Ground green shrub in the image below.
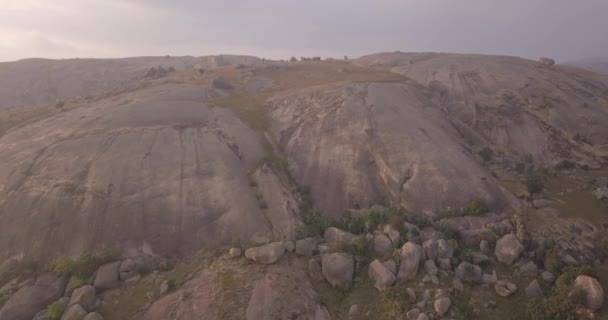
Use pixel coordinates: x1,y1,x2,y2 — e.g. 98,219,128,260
75,249,120,279
462,199,489,216
298,209,332,238
525,174,544,194
344,236,370,257
521,265,594,320
67,276,86,290
478,147,493,162
50,256,77,276
378,283,412,318
47,301,66,320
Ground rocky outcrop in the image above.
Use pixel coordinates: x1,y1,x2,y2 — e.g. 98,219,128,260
245,242,286,264
572,275,604,310
397,242,423,281
0,273,66,320
321,253,354,289
61,304,87,320
495,234,524,264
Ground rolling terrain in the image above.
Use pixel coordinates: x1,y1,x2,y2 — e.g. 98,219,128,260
0,52,607,320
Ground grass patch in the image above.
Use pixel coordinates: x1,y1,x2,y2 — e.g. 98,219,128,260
215,270,242,320
46,301,66,320
98,280,156,320
440,198,490,218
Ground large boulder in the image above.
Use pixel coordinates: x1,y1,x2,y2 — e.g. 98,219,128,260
495,234,524,264
434,297,451,316
68,285,96,311
397,242,423,281
373,234,394,255
0,273,66,320
245,242,286,264
83,313,104,320
119,259,138,281
539,57,556,66
93,262,121,289
572,275,604,311
321,253,354,289
495,280,518,297
368,260,396,290
455,262,482,283
422,239,438,261
525,280,543,298
61,304,87,320
295,238,318,256
324,227,356,249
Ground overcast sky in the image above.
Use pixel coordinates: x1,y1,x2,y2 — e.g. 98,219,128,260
1,0,607,62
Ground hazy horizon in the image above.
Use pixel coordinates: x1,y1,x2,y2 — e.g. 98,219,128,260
1,0,607,63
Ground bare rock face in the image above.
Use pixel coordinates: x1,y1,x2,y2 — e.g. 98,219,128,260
356,53,608,167
267,82,519,215
495,234,524,264
324,227,357,249
0,84,296,262
93,262,121,289
573,275,604,310
321,253,355,289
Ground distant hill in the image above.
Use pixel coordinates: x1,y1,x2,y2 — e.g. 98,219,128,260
565,57,608,74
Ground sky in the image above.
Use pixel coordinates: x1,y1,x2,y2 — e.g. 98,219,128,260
0,0,607,62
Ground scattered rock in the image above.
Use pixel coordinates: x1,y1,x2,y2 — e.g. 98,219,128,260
572,275,604,310
417,313,429,320
368,260,396,290
83,312,104,320
282,241,295,252
383,225,401,247
159,280,169,295
541,271,555,283
68,285,96,311
348,304,358,316
324,227,356,249
422,239,438,261
495,234,524,264
61,304,87,320
532,199,554,208
519,261,538,277
453,278,464,292
495,280,518,297
229,247,242,258
471,252,489,265
398,242,423,281
424,260,438,276
525,280,543,298
93,262,121,289
373,234,394,255
434,297,451,316
245,242,286,264
407,308,420,320
437,239,453,259
406,288,417,302
119,259,138,281
455,262,482,283
295,238,318,256
438,258,451,271
480,240,490,253
592,187,608,200
321,253,354,289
